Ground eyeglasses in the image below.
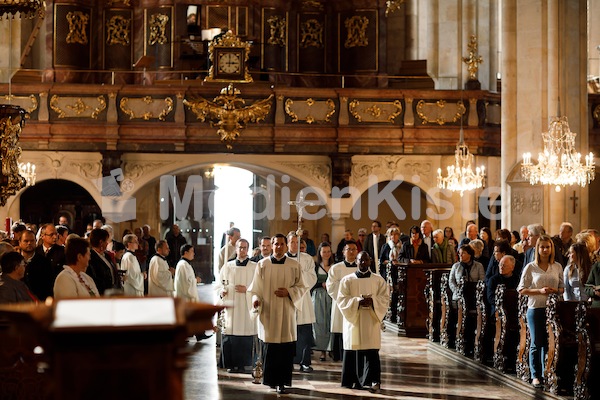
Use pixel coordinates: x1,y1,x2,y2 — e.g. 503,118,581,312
44,232,57,237
358,234,366,237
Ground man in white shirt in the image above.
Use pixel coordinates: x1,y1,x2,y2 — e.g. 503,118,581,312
121,234,144,297
148,240,174,296
248,234,307,394
363,220,386,274
219,227,240,270
338,251,388,393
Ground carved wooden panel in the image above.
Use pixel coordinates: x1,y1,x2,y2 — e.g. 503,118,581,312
261,8,288,71
54,3,93,68
103,8,133,71
144,6,173,69
297,12,326,73
337,9,378,73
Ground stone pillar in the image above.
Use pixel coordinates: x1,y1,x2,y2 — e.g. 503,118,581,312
502,0,588,233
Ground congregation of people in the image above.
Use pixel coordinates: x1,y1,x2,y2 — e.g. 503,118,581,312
2,215,600,394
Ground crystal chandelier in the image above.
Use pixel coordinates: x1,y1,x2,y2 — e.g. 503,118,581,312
437,127,486,197
521,116,595,192
0,0,45,19
19,162,36,186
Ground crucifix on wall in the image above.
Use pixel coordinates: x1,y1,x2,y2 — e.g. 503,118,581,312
569,191,579,214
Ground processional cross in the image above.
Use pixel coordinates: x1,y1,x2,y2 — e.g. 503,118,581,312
288,190,315,250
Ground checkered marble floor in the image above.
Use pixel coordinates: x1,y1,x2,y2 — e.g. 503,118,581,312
184,284,563,400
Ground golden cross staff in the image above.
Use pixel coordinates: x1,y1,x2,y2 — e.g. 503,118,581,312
288,190,315,261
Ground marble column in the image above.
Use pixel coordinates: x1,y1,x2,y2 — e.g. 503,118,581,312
501,0,588,233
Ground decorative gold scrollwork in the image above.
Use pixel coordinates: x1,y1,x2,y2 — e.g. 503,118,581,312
1,94,38,116
106,15,131,46
284,98,335,124
463,34,483,80
301,0,324,10
0,105,27,206
267,15,286,47
348,99,402,123
119,96,174,121
300,19,324,49
415,99,465,125
50,95,107,119
183,84,273,149
66,11,90,45
107,0,131,6
344,16,369,48
148,13,169,45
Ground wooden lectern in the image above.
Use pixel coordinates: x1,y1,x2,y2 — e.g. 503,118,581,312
133,55,155,86
0,298,223,400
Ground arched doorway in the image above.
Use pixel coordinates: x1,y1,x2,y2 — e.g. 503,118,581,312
20,179,101,235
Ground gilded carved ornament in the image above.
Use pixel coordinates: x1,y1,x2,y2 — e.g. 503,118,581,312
0,106,26,206
66,11,89,45
148,13,169,46
351,156,432,187
284,98,335,124
463,35,483,81
107,0,131,6
267,15,286,47
301,0,324,10
183,84,273,149
280,161,331,189
348,99,402,123
416,99,465,125
385,0,405,17
344,16,369,48
106,15,131,46
119,96,174,121
50,95,107,119
1,94,38,116
300,19,324,48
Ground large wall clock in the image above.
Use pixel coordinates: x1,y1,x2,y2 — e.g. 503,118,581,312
205,31,253,83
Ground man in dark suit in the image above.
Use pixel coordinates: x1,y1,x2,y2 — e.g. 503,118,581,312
36,223,66,278
363,220,386,274
20,229,54,301
86,228,121,295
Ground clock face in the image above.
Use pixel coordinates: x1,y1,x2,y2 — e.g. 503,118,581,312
218,52,241,74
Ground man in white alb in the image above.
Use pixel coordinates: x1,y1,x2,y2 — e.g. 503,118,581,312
326,240,358,361
148,240,174,296
121,234,144,297
338,251,388,393
247,234,307,394
287,231,317,372
217,238,257,373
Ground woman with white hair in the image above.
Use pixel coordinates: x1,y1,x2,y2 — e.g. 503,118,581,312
469,239,489,271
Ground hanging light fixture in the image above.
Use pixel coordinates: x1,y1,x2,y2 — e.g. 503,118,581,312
520,4,595,193
437,122,486,197
0,0,45,19
19,162,36,186
521,117,595,192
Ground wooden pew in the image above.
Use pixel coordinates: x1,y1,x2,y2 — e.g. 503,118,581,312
473,280,489,362
388,262,451,337
516,294,531,383
439,273,454,348
492,285,519,373
455,278,480,357
574,302,600,400
425,267,452,342
545,294,578,395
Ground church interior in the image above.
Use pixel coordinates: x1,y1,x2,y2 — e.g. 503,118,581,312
1,0,600,399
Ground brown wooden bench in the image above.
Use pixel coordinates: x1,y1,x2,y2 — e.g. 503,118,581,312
492,285,519,373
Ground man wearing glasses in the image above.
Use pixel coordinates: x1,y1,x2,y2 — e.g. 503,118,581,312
36,223,65,278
